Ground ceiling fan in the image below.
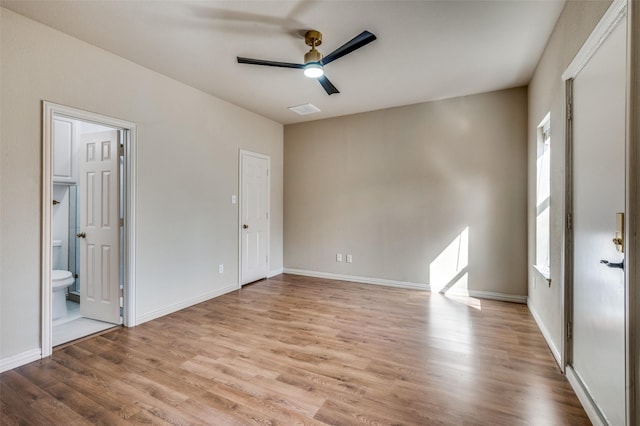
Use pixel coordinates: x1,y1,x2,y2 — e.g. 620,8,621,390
237,30,377,95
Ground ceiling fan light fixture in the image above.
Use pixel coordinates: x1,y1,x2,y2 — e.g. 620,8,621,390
303,62,324,78
236,29,376,95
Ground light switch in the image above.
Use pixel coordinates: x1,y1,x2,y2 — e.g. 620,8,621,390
336,253,343,262
231,195,237,204
346,254,353,263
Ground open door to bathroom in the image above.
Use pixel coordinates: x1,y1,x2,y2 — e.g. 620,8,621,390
77,129,122,324
42,101,137,357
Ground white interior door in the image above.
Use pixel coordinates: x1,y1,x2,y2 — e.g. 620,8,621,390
79,130,121,324
571,18,626,426
240,151,269,285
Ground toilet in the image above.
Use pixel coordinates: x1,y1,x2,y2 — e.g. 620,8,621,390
52,240,75,320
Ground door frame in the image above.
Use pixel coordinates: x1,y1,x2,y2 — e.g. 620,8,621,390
41,101,138,357
238,149,270,287
561,0,636,423
628,0,640,422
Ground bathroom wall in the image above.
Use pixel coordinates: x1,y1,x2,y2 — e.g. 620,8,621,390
52,185,70,270
0,8,284,366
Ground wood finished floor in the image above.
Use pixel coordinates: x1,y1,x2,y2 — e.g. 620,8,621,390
1,274,589,425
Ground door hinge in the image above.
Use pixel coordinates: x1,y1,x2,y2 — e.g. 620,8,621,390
119,143,125,156
567,102,572,121
567,212,572,231
567,320,573,341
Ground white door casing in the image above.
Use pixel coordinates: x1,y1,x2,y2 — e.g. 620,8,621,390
78,130,122,324
240,150,270,285
570,15,627,426
42,102,137,358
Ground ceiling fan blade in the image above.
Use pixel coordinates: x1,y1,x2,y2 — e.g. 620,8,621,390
321,31,377,66
237,57,304,69
318,75,339,95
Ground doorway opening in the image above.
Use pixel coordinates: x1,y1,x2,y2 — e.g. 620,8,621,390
42,102,137,357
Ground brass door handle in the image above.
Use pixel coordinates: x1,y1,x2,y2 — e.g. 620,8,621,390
76,232,86,238
243,224,249,229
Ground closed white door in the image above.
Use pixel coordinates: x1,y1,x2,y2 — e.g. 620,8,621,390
571,18,626,426
240,151,269,285
78,130,121,324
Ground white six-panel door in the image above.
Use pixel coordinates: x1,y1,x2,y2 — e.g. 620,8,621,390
240,151,269,285
571,17,626,426
79,130,121,324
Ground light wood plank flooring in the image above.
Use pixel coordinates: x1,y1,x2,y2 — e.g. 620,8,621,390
1,274,589,425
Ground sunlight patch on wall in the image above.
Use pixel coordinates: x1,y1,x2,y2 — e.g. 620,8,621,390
429,227,469,294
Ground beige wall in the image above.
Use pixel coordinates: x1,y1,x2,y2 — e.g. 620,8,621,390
526,0,611,361
284,87,528,297
0,9,283,361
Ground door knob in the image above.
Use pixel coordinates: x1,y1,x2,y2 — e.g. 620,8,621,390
243,224,249,229
76,232,86,238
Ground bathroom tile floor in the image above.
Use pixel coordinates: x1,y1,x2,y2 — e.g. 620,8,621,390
52,300,118,346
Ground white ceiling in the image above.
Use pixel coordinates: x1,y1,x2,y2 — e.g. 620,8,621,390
1,0,565,124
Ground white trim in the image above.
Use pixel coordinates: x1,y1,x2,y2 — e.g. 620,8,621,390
268,268,284,278
238,150,271,287
562,0,627,80
42,101,138,358
284,268,428,290
135,284,238,325
283,269,527,303
466,290,527,304
0,349,42,373
528,299,562,366
42,103,54,357
533,264,551,282
123,124,138,327
566,366,607,426
628,0,640,422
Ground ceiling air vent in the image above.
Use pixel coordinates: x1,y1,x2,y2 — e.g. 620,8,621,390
288,103,321,116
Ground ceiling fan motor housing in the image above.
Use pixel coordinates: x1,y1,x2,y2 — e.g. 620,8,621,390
304,30,322,47
304,30,323,64
304,48,322,64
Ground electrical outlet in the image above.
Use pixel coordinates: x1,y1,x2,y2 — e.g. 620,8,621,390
218,264,224,274
346,254,353,263
336,253,343,262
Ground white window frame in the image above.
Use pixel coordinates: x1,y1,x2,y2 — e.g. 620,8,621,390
534,112,551,282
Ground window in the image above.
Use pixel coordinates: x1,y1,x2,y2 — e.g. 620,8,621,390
535,113,551,282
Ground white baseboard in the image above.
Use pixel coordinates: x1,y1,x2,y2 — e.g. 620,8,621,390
566,366,606,426
283,268,429,290
527,300,562,366
467,290,527,304
283,269,527,304
268,268,284,278
136,284,238,325
0,349,42,373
